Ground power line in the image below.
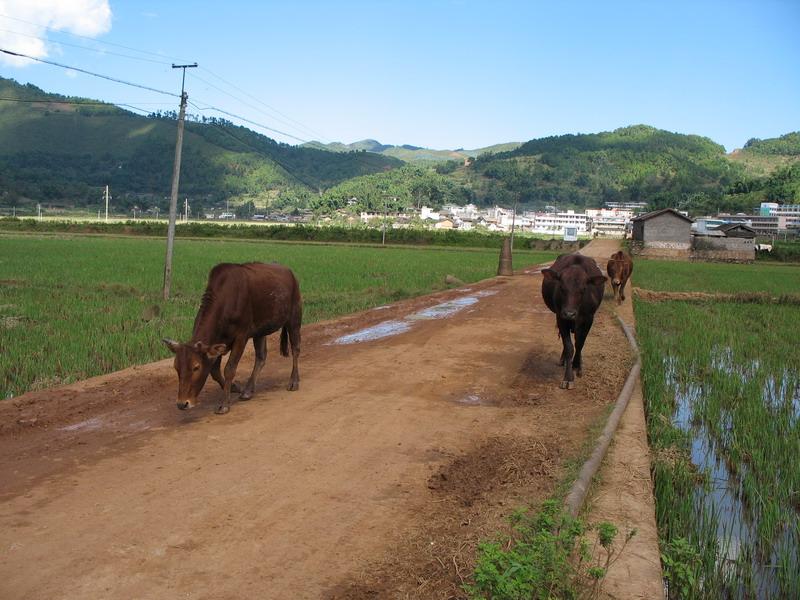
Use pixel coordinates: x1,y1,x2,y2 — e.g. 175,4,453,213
0,97,169,106
0,27,173,65
0,48,179,97
0,96,173,117
193,109,320,190
189,99,309,144
0,13,191,63
188,71,321,142
197,67,331,142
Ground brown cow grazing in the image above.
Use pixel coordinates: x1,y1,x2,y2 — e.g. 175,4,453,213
606,250,633,305
163,262,302,415
541,254,607,389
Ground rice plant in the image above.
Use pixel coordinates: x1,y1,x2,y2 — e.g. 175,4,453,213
636,259,800,598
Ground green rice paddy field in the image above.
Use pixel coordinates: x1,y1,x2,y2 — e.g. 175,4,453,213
0,234,555,399
634,259,800,598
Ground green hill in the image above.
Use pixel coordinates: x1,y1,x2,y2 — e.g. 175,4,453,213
428,125,748,213
0,77,401,212
303,139,522,164
2,75,797,217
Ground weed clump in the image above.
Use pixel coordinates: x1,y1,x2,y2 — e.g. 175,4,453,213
468,500,635,599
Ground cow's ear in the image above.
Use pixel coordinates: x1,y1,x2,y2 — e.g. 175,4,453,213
206,344,228,359
541,268,560,281
589,275,608,286
162,338,181,353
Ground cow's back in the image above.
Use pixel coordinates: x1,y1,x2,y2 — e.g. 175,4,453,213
607,251,633,280
193,263,300,342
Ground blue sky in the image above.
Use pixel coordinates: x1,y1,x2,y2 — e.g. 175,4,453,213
1,0,798,151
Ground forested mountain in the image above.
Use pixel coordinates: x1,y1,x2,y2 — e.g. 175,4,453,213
446,125,737,210
0,77,400,212
430,125,800,214
303,139,522,163
1,76,797,217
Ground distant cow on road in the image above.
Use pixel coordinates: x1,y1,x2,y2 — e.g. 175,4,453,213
606,250,633,304
163,262,302,415
541,254,607,389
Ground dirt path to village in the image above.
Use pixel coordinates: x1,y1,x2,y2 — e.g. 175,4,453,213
0,244,633,600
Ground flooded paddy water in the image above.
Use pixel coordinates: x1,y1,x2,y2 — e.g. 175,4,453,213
638,300,800,599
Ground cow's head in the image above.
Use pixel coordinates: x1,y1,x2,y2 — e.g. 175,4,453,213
163,339,227,410
542,267,606,321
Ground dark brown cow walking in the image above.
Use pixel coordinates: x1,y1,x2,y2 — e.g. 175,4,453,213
606,250,633,304
541,254,607,389
163,262,302,414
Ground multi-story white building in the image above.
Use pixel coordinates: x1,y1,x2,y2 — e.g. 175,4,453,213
586,208,634,237
760,203,800,230
443,203,480,220
531,210,589,235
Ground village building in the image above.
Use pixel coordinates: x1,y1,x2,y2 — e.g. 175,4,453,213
586,208,633,237
692,222,756,262
434,218,454,230
630,208,693,258
532,210,590,236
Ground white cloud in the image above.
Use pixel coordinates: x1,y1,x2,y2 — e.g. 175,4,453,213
0,0,112,67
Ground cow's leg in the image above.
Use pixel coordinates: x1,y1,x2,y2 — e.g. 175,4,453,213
287,320,301,391
557,317,575,389
210,356,240,394
217,337,247,415
620,276,628,302
240,336,267,400
573,315,594,378
612,282,620,304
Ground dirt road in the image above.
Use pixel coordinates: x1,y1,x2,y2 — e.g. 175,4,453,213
0,254,631,599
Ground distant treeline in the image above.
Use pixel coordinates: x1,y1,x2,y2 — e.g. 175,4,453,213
0,217,524,249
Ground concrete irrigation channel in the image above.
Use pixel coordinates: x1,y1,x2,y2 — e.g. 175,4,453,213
0,239,655,599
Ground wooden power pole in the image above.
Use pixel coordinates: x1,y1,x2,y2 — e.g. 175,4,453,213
162,62,197,301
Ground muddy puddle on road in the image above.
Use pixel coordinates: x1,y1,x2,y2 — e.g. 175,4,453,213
332,291,498,345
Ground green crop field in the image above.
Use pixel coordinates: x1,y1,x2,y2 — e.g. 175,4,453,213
0,234,555,399
633,259,800,296
634,259,800,598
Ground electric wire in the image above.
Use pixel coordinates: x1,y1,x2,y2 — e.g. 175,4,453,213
0,48,178,97
187,71,321,142
189,99,309,144
0,27,172,65
186,100,319,190
0,96,172,116
0,12,191,63
197,67,331,142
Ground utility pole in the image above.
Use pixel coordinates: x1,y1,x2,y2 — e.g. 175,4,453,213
104,185,109,221
163,62,197,301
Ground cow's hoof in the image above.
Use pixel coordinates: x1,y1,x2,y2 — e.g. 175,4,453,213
215,405,230,415
560,380,575,390
287,381,299,391
239,391,252,401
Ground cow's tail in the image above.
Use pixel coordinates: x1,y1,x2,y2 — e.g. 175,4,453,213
281,272,302,358
280,325,290,357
